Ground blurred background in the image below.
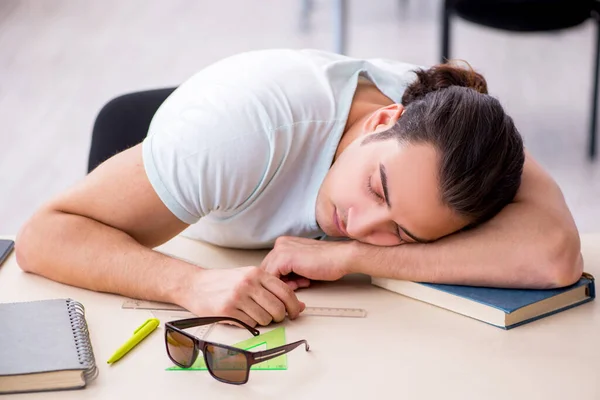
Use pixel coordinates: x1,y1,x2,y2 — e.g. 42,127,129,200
1,0,598,235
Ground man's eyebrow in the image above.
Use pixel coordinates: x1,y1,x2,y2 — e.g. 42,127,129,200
379,163,432,244
379,163,392,209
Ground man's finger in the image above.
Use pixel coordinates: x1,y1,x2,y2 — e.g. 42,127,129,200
239,298,273,327
261,275,305,319
285,280,299,290
261,256,292,277
284,277,310,291
251,289,286,322
294,277,311,288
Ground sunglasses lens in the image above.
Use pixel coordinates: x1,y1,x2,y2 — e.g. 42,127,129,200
205,344,248,383
166,328,195,367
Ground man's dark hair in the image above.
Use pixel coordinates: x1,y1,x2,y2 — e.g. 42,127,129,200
364,62,525,227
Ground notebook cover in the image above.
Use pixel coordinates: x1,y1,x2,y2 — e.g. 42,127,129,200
418,274,595,314
0,299,98,392
502,296,595,330
0,239,14,266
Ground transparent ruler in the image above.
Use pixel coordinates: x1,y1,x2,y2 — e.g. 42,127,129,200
122,299,366,318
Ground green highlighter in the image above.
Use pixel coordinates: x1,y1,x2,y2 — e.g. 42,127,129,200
107,318,160,364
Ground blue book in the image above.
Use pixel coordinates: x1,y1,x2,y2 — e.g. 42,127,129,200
371,273,595,329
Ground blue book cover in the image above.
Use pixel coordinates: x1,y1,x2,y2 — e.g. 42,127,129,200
417,273,595,329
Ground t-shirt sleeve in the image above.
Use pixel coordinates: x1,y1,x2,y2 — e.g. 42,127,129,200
142,85,271,225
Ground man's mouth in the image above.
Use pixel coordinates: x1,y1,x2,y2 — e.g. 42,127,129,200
333,208,348,237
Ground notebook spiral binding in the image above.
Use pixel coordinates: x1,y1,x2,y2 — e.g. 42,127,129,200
66,299,98,382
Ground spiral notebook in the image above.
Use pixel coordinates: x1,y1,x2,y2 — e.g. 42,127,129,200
0,299,98,394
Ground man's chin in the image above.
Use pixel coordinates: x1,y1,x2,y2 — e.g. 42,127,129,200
318,221,341,238
321,227,338,237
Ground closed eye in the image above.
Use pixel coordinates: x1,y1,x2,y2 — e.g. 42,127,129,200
368,175,406,242
367,176,385,202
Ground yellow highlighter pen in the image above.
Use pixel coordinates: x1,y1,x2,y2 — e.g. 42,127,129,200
107,318,160,364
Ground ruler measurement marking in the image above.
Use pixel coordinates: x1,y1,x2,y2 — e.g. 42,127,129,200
123,300,366,318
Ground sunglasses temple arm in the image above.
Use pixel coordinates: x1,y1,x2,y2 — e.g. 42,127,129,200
251,340,310,364
170,317,260,336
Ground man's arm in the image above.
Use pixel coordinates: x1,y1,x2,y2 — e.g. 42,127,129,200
262,152,582,289
348,151,582,288
16,144,304,326
17,145,193,300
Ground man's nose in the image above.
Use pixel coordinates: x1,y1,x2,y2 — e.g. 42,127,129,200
345,207,387,239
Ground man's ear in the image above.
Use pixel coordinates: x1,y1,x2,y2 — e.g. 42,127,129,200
363,104,404,135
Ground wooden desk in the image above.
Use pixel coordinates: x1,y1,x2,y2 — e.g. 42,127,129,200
1,234,599,399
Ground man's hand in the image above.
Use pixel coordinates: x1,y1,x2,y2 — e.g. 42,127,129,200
260,236,352,289
177,266,306,328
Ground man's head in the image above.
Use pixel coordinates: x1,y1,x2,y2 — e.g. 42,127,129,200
315,63,525,246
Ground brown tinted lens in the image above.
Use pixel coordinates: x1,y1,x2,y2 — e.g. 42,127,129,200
205,344,248,383
166,328,195,367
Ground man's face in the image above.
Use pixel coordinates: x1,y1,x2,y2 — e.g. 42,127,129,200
315,136,469,246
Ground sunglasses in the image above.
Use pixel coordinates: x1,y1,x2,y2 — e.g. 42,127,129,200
165,317,310,384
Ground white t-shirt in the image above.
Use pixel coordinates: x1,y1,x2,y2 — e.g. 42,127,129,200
142,49,419,249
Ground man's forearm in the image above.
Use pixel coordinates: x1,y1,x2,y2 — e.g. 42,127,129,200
16,209,199,303
346,202,582,289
